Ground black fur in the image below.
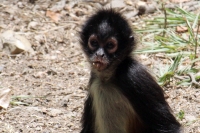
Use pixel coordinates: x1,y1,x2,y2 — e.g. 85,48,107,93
80,9,135,61
80,9,181,133
115,58,181,132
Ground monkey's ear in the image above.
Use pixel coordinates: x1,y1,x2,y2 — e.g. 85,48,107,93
129,35,134,41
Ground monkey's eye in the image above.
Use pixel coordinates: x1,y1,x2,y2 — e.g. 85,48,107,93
88,35,99,50
105,38,118,53
106,42,114,50
90,40,98,48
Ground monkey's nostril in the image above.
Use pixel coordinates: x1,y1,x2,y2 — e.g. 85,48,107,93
101,54,104,57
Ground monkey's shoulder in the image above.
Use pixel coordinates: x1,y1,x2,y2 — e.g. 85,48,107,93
115,57,163,94
115,57,149,81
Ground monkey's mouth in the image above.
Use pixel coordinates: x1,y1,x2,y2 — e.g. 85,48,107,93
92,61,108,71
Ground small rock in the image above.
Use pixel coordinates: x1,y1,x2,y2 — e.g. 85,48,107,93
105,0,125,8
28,21,39,30
185,115,196,121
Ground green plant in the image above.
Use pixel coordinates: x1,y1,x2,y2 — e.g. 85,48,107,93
134,7,200,87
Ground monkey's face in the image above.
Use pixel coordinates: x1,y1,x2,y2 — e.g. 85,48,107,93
80,9,135,72
87,34,118,71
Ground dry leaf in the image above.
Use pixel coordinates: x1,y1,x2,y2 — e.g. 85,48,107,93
0,88,12,109
46,10,61,22
124,0,133,5
176,26,188,33
0,30,34,54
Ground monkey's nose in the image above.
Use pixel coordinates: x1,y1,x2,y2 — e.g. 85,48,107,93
96,53,104,57
96,48,105,57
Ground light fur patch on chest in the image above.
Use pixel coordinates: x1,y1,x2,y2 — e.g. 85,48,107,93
90,79,139,133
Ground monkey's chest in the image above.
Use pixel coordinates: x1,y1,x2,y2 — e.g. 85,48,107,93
90,79,137,133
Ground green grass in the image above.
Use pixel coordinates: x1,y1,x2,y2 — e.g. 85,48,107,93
134,7,200,86
10,95,46,106
177,110,185,121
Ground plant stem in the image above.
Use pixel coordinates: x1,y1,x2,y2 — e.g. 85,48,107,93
162,3,167,37
192,20,200,67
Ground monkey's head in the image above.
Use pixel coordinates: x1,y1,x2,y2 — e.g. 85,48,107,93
80,9,135,72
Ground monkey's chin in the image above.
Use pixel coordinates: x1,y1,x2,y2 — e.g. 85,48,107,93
92,62,107,71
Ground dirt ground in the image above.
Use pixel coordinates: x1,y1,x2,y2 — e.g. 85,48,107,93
0,0,199,133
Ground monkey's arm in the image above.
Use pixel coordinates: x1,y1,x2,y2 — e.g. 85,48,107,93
80,95,94,133
116,57,181,133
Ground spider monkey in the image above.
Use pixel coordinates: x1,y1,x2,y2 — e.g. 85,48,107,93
80,9,181,133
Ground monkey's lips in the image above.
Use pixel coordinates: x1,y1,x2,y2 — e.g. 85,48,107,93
92,61,108,71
